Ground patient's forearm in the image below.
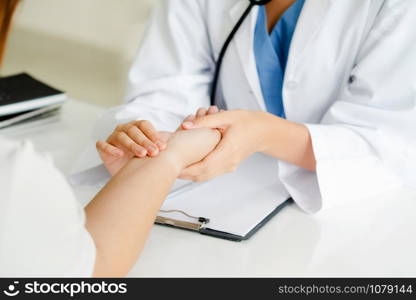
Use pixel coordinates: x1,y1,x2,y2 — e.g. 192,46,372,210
86,128,221,277
85,154,180,277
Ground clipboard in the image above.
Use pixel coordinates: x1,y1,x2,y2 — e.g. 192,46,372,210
156,199,291,241
155,153,291,242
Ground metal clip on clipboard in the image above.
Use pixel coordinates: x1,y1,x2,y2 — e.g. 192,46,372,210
156,210,210,232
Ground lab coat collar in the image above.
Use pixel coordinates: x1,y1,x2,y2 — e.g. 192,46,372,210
229,0,332,110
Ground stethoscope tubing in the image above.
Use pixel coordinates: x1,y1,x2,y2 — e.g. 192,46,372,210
210,0,272,106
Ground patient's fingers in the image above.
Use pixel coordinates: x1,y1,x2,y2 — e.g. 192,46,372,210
134,120,166,150
113,132,148,157
158,131,173,143
107,119,167,158
127,127,160,157
96,141,124,157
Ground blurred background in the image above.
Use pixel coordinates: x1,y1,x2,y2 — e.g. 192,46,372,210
1,0,157,107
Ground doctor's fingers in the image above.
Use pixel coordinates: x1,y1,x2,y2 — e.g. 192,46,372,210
196,106,219,118
182,113,228,130
180,106,221,130
176,114,196,132
183,114,196,123
208,106,220,115
178,107,218,132
208,105,220,115
180,106,219,128
178,160,216,182
196,108,208,118
179,142,237,182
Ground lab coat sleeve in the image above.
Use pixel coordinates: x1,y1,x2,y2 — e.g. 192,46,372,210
281,0,416,213
95,0,214,139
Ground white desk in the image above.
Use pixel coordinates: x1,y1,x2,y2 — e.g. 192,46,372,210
3,100,416,277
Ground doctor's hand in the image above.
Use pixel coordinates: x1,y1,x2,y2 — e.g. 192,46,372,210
178,110,268,182
181,106,221,124
159,128,221,173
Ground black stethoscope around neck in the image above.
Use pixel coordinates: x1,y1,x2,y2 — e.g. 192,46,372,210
210,0,272,106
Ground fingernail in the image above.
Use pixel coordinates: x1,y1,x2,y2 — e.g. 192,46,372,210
148,146,158,155
156,141,165,149
138,149,147,157
182,122,194,128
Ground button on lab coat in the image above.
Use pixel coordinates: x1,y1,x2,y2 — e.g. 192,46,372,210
85,0,416,213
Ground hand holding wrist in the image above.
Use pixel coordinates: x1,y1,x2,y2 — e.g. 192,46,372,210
158,129,221,173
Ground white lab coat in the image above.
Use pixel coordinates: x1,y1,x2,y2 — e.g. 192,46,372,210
87,0,416,213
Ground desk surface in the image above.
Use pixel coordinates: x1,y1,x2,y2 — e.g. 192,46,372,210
3,100,416,277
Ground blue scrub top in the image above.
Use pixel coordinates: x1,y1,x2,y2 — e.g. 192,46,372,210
254,1,305,118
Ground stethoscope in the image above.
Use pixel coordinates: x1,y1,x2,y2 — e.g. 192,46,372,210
210,0,272,106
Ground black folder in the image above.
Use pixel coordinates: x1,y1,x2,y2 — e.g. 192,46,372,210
0,73,66,117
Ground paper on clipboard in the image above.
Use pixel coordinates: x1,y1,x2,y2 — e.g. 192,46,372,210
158,153,290,237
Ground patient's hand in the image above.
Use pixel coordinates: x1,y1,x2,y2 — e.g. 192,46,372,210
98,129,220,176
97,132,171,176
97,107,221,175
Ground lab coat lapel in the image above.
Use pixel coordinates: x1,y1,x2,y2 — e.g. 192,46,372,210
229,0,332,111
288,0,332,68
229,1,265,110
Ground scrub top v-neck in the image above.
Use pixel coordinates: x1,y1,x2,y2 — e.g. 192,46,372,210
254,1,305,118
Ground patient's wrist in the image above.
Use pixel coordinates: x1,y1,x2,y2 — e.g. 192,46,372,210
156,151,184,174
122,149,184,176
